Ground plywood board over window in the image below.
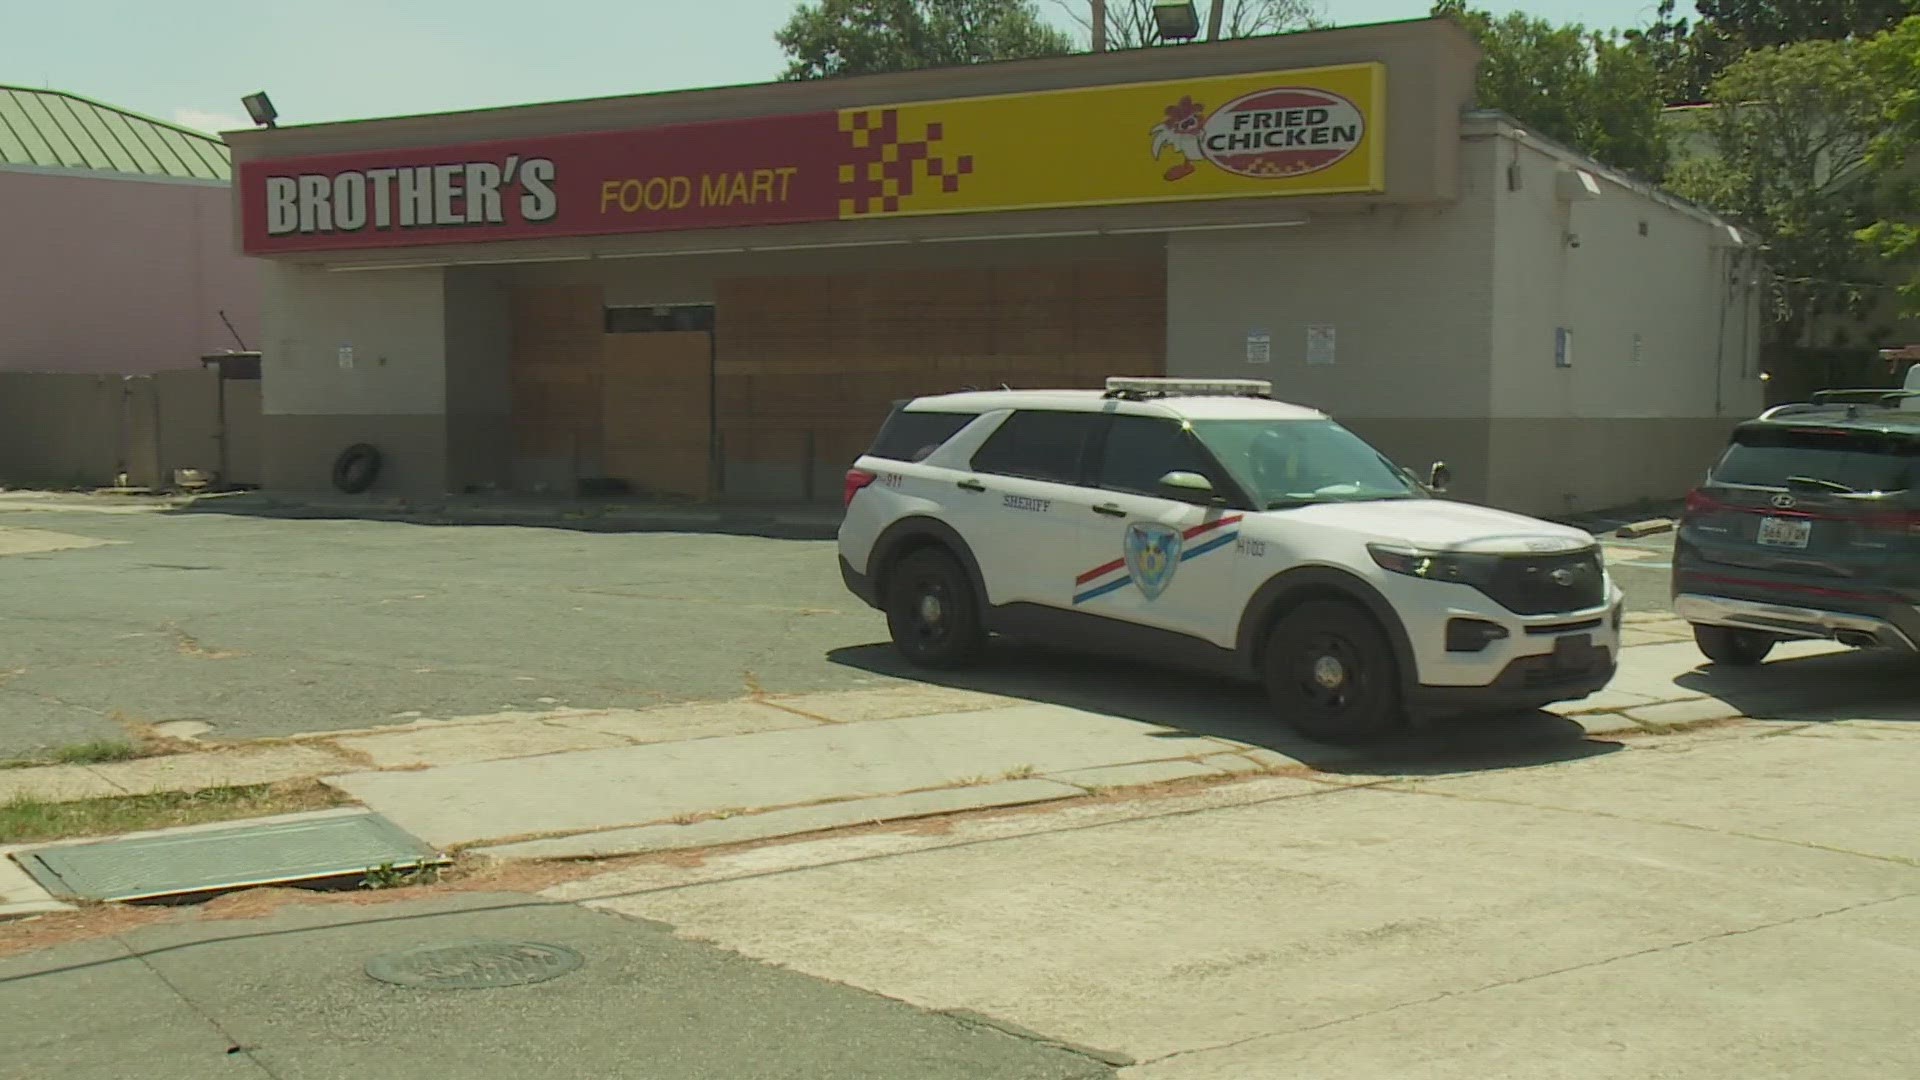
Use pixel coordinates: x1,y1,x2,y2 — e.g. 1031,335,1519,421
712,256,1165,501
511,286,606,485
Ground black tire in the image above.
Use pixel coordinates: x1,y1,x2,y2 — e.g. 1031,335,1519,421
1693,624,1775,666
1261,600,1405,743
331,443,382,494
884,547,985,669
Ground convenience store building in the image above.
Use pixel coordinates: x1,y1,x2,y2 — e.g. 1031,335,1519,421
226,16,1763,515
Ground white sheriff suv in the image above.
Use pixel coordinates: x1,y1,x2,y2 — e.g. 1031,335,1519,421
838,378,1624,743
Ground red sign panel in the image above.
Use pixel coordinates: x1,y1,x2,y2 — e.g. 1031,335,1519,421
238,112,845,255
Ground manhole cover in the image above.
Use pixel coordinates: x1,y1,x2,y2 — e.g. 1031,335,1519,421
364,941,583,990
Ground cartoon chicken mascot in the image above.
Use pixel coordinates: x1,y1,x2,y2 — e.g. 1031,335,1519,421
1150,96,1207,181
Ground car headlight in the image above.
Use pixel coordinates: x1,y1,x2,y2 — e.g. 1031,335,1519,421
1367,543,1502,587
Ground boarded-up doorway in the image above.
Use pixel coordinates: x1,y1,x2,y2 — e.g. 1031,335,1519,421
603,329,712,498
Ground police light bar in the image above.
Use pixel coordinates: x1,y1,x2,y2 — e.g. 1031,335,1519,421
1105,377,1272,398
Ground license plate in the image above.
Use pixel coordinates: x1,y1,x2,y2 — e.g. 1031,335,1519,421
1551,633,1594,671
1756,516,1812,549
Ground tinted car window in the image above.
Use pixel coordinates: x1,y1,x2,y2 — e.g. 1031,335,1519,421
867,408,975,463
1097,415,1218,496
1714,427,1920,493
970,410,1099,483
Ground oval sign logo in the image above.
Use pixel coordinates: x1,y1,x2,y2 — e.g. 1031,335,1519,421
1198,87,1366,179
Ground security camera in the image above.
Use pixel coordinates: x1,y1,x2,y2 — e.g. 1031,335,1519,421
1565,232,1581,249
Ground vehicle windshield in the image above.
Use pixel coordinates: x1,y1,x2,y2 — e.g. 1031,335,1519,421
1189,418,1424,509
1714,427,1920,494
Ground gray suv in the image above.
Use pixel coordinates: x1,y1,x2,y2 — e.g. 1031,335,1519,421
1673,389,1920,665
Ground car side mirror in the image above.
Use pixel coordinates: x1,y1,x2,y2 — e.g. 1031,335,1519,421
1428,461,1452,492
1158,470,1215,502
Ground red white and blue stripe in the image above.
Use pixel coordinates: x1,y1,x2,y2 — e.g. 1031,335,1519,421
1072,515,1244,605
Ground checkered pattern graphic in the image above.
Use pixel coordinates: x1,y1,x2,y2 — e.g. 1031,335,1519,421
837,109,973,216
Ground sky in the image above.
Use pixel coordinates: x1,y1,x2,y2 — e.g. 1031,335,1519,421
4,0,1674,134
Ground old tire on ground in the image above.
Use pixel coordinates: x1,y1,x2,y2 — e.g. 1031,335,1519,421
331,443,382,495
1262,599,1404,744
1693,624,1775,667
884,547,985,670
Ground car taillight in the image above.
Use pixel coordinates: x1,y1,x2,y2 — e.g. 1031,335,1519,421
1683,488,1724,517
844,468,877,507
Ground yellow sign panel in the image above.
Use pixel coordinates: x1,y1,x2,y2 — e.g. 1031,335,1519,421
832,62,1385,221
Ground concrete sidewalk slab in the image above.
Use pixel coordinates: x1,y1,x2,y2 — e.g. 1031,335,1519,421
545,700,825,742
0,745,347,804
327,705,1229,849
588,754,1920,1070
331,716,634,769
1124,897,1920,1080
476,778,1085,861
764,685,1019,723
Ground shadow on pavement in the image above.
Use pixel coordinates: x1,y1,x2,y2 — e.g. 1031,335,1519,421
828,642,1623,778
1675,647,1920,724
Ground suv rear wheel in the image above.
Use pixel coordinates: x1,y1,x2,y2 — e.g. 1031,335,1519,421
1693,624,1775,667
1261,600,1404,743
884,547,986,669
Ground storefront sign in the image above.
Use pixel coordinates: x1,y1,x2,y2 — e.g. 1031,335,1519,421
239,62,1384,255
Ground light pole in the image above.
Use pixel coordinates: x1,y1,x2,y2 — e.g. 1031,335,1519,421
1206,0,1224,40
1092,0,1107,50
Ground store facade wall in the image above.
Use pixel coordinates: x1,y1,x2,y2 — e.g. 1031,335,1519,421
1481,118,1763,516
259,263,449,493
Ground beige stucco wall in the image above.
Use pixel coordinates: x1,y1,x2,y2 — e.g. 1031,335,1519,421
1480,118,1762,515
260,263,451,493
1163,147,1500,502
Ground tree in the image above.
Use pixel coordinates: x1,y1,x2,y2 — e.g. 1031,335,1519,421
1626,0,1919,105
776,0,1071,80
1434,1,1671,180
1667,37,1904,349
1054,0,1322,51
1858,15,1920,316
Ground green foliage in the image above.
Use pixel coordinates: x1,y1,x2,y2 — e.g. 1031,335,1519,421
1858,15,1920,315
1433,1,1671,179
1668,37,1904,343
1627,0,1920,106
775,0,1070,80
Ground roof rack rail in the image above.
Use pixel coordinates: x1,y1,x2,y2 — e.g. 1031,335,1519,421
1808,388,1920,406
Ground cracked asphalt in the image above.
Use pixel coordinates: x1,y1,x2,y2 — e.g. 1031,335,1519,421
0,505,889,759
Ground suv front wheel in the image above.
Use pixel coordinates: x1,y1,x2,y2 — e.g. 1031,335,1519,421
884,547,986,669
1693,624,1775,667
1262,600,1404,743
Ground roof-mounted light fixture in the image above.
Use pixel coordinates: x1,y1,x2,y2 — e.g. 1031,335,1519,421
1152,1,1201,41
241,92,278,129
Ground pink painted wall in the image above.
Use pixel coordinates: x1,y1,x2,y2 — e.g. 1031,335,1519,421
0,169,262,374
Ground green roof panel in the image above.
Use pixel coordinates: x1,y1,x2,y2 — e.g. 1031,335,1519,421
0,85,230,181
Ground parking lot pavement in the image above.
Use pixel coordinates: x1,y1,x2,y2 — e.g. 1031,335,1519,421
0,891,1116,1080
0,502,1683,759
571,716,1920,1080
0,507,891,759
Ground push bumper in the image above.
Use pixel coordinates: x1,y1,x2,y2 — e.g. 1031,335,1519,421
1673,593,1919,652
1409,644,1618,717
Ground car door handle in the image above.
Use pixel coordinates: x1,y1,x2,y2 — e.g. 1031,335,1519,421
957,478,986,492
1093,503,1127,517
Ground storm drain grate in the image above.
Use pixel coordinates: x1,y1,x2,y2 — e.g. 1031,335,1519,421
14,810,443,902
365,941,585,990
